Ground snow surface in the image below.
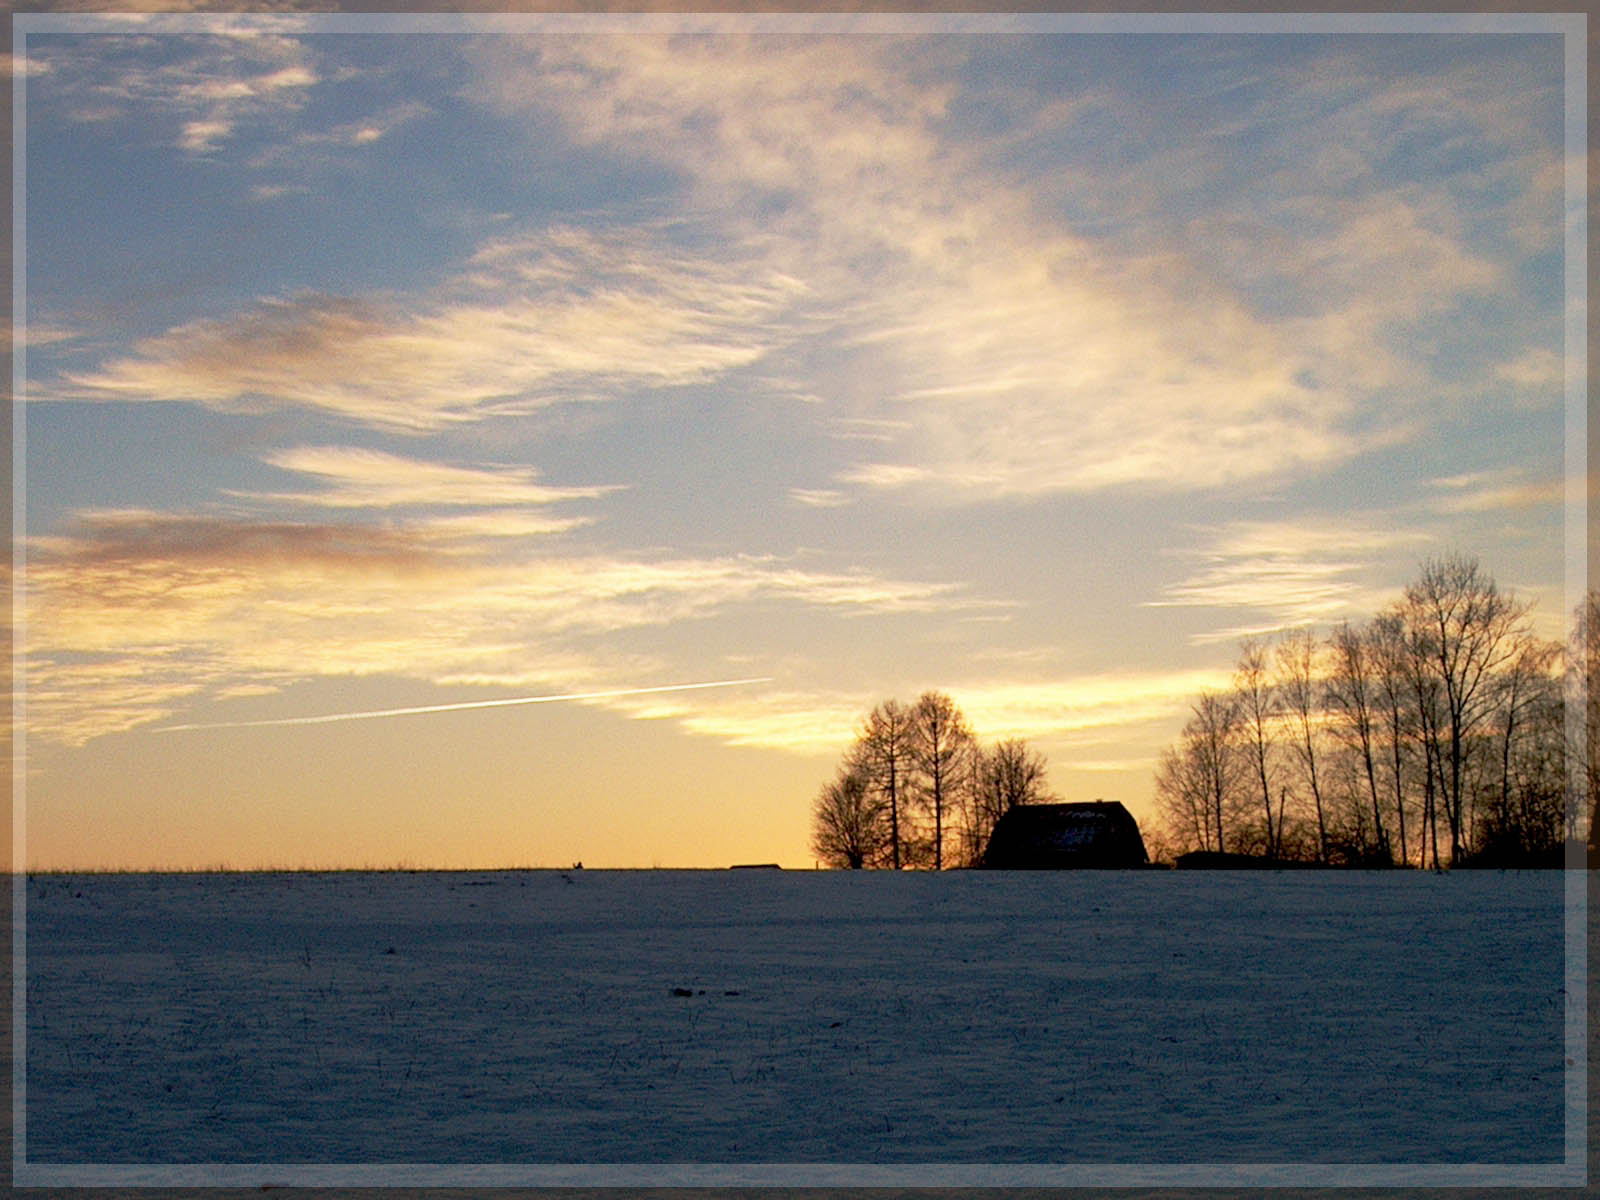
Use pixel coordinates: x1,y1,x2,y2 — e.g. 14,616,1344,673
17,868,1574,1179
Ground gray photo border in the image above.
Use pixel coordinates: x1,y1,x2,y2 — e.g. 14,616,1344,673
10,8,1590,1189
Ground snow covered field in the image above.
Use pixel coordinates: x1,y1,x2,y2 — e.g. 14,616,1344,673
15,868,1583,1186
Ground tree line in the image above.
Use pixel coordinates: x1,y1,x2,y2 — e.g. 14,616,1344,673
1155,553,1592,868
811,691,1056,869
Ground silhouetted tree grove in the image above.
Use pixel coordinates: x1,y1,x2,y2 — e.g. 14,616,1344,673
1155,554,1574,868
1154,690,1244,855
815,693,1055,869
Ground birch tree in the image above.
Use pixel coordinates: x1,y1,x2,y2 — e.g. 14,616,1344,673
1156,691,1245,854
1325,621,1389,862
1276,628,1333,863
1234,639,1285,859
1482,635,1561,857
1370,611,1416,867
1401,554,1530,866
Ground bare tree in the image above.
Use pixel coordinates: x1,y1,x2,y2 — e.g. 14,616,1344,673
1275,628,1334,863
811,764,889,869
1156,690,1245,855
1325,621,1389,862
983,739,1056,811
1234,639,1285,859
1370,610,1417,867
1480,633,1562,859
853,698,916,869
1399,605,1450,870
909,690,977,870
966,739,1057,864
1155,744,1209,854
1401,554,1530,866
1153,555,1568,870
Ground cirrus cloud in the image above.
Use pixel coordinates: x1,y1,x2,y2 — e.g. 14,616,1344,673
53,225,809,430
28,28,321,153
1146,517,1437,643
244,445,623,510
22,504,980,747
463,30,1553,501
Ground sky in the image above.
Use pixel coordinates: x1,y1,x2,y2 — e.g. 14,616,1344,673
13,13,1582,870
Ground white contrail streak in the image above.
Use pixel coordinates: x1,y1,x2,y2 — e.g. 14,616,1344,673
152,677,773,734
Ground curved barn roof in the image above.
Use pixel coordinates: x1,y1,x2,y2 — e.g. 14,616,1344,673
979,801,1149,869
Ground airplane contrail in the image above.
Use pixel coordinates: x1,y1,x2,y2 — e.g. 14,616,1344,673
152,677,773,734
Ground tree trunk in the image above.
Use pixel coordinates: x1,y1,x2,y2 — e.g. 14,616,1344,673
1389,721,1409,867
887,758,901,870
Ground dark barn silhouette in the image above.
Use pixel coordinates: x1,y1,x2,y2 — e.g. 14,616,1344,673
979,801,1149,869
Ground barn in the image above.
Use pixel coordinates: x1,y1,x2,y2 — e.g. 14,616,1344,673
978,801,1149,869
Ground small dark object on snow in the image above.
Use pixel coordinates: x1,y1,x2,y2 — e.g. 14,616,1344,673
978,801,1148,869
724,990,741,996
671,987,694,997
383,945,396,955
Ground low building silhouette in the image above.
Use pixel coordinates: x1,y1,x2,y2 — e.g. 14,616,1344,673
978,801,1149,869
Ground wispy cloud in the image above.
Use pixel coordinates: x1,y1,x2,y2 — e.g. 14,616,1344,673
606,687,870,755
245,445,621,510
1147,517,1435,643
1425,469,1566,514
179,118,234,153
297,100,428,148
462,32,1555,501
54,226,808,430
11,323,81,349
44,32,1559,495
958,672,1240,744
1493,346,1565,402
28,30,320,154
635,668,1238,757
22,506,978,746
787,488,850,509
476,32,1344,498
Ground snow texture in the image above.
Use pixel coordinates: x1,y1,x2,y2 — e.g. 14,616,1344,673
16,869,1579,1186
